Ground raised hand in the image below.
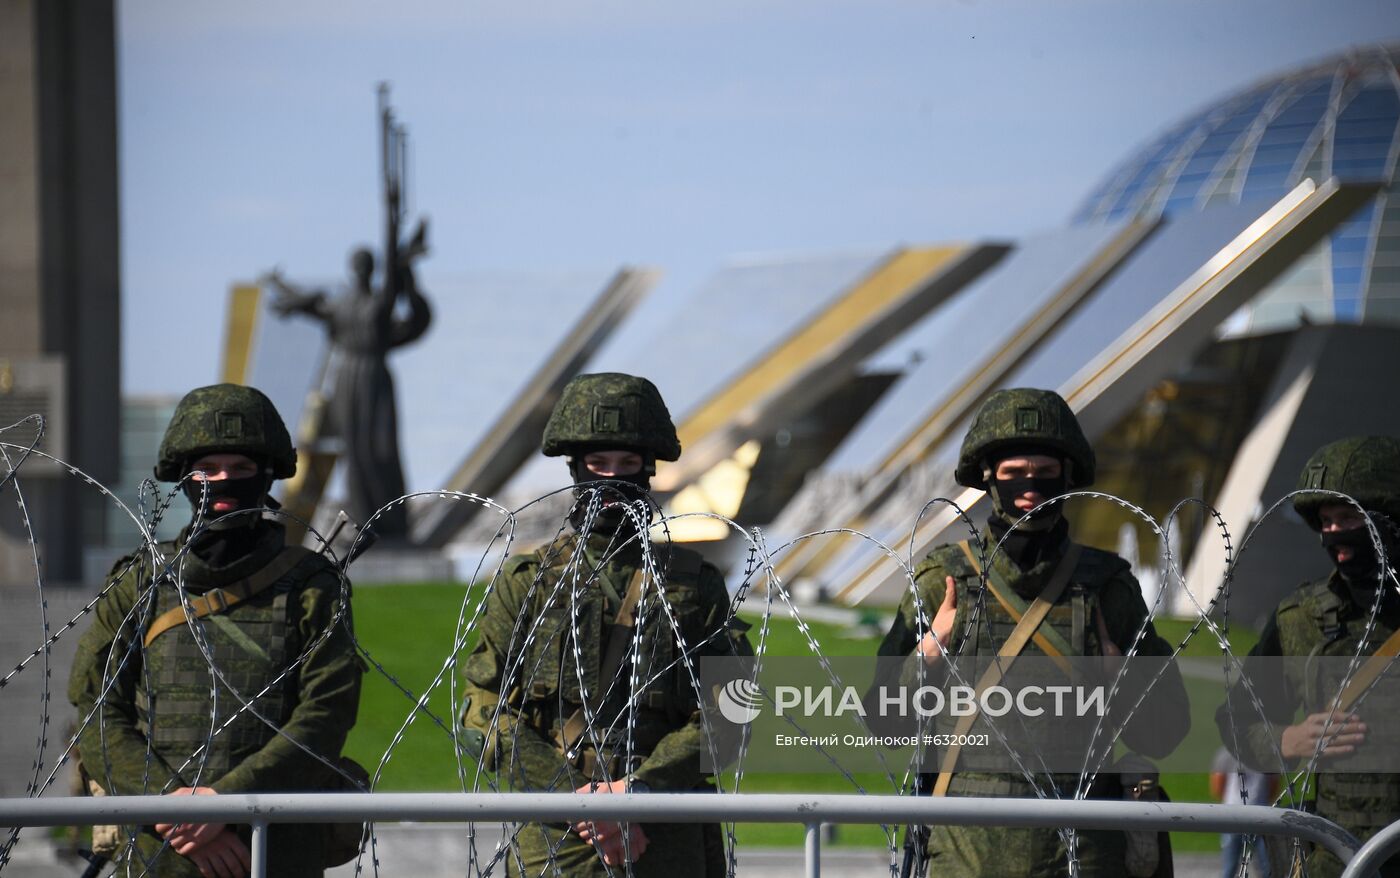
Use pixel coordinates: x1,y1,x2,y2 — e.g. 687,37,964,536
917,576,959,664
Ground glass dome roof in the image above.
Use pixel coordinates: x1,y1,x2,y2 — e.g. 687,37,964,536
1073,44,1400,327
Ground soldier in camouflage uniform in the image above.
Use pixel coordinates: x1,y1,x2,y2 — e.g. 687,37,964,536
872,388,1189,878
68,384,364,878
1217,436,1400,877
459,373,753,877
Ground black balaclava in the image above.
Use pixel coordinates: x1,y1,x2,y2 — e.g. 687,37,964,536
567,451,654,543
985,448,1070,569
1322,512,1398,607
183,461,274,567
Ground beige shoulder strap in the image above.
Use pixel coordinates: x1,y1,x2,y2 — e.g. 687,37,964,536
932,544,1082,797
958,541,1075,675
1338,627,1400,712
143,546,317,648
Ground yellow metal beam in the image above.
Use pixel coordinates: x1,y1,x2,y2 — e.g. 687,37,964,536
655,246,967,492
660,440,761,542
678,247,962,449
221,284,262,385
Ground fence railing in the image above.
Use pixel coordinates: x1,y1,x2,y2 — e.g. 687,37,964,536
0,792,1372,878
1344,820,1400,878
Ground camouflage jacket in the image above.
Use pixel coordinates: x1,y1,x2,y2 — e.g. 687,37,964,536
68,522,363,796
873,527,1190,765
460,532,752,793
1217,572,1400,833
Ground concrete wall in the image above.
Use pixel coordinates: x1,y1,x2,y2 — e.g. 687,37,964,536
0,0,120,585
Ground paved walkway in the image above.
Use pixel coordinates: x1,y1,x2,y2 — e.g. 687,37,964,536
0,588,89,800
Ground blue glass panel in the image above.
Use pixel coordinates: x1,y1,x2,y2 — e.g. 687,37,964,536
1332,234,1373,254
1246,160,1300,176
1333,150,1395,170
1180,150,1232,172
1155,90,1281,210
1335,121,1398,139
1101,114,1217,218
1170,171,1216,189
1251,142,1310,162
1266,81,1333,120
1335,292,1364,322
1240,171,1293,199
1332,85,1400,179
1104,164,1174,219
1339,89,1398,117
1335,134,1399,149
1330,202,1380,322
1333,255,1368,273
1164,193,1203,213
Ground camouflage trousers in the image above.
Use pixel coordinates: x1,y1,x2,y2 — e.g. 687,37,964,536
926,824,1127,878
506,820,719,878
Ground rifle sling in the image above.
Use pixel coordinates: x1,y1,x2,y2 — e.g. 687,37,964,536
958,540,1075,674
1339,627,1400,712
932,544,1082,797
142,546,316,648
560,568,647,757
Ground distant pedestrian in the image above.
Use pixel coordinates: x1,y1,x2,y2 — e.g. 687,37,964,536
1210,746,1276,878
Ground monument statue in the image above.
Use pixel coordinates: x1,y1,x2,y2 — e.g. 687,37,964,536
266,84,431,542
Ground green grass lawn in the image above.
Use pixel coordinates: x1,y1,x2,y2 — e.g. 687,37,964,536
344,584,1261,852
344,582,482,790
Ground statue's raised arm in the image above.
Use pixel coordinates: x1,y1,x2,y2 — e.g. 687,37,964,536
263,268,330,322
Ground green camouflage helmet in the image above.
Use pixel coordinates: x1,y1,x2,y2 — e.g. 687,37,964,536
954,388,1095,489
1293,436,1400,529
541,373,681,461
154,384,296,481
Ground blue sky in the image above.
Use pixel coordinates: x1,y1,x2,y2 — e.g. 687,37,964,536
119,0,1399,395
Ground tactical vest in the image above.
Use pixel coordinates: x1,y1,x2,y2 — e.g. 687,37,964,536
135,541,322,785
927,541,1127,659
1274,578,1400,830
513,538,710,749
921,540,1128,788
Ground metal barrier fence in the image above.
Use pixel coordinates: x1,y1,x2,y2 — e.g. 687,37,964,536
1345,821,1400,878
0,792,1373,878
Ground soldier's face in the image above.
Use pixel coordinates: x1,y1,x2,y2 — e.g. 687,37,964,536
582,450,644,479
188,453,261,513
1319,502,1368,563
993,455,1063,512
